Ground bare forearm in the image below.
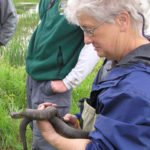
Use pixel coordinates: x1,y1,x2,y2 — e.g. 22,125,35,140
47,133,91,150
37,105,91,150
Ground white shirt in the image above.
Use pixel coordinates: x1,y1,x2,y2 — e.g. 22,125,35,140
63,44,99,89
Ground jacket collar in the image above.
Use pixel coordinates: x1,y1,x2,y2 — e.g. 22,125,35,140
92,43,150,91
117,43,150,67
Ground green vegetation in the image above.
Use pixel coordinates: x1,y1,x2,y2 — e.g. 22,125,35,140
0,13,39,66
0,1,102,149
13,0,40,4
71,61,103,114
0,61,32,150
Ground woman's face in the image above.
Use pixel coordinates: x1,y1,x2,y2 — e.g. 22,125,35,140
78,13,123,61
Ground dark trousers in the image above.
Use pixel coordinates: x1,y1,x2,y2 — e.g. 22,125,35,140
26,75,72,150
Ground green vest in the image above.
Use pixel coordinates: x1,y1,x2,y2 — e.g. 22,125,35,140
26,0,84,80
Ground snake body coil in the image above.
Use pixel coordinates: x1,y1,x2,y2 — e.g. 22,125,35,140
10,106,89,150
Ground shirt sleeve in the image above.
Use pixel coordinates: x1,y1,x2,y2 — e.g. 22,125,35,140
0,0,17,46
63,44,99,89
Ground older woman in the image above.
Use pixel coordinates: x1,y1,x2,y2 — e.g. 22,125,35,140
37,0,150,150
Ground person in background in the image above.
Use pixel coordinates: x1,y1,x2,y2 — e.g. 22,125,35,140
0,0,17,135
37,0,150,149
25,0,99,149
0,0,17,46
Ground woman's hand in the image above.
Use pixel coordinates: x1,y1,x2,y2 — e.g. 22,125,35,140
38,102,57,110
37,103,58,143
63,114,79,128
37,103,90,149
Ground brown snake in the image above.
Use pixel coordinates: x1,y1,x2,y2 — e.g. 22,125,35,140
10,106,89,150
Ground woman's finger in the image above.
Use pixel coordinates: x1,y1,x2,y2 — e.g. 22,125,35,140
38,102,57,110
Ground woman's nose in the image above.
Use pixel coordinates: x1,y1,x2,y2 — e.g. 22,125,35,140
84,33,93,44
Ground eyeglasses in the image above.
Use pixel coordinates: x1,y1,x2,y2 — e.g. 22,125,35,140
80,22,103,37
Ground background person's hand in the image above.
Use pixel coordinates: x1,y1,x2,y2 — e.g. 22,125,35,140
51,80,67,93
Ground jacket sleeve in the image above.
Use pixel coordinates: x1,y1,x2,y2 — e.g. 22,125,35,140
63,44,99,89
0,0,17,46
86,80,150,150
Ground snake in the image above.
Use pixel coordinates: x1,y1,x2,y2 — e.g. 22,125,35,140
10,106,89,150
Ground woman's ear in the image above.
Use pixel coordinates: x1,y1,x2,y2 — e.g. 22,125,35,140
116,11,130,32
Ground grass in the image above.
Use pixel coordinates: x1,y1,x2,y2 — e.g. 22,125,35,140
0,60,31,150
0,59,102,150
0,5,39,66
13,0,40,4
0,1,39,149
71,60,103,114
0,1,103,149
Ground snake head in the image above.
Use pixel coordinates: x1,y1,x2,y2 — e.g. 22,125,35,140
10,112,22,119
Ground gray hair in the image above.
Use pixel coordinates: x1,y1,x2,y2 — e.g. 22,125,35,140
64,0,150,33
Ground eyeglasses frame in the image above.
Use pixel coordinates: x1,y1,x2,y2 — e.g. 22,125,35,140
80,22,104,37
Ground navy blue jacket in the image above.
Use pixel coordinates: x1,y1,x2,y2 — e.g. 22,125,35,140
85,44,150,150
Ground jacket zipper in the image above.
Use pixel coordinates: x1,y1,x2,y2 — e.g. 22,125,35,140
56,46,64,78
